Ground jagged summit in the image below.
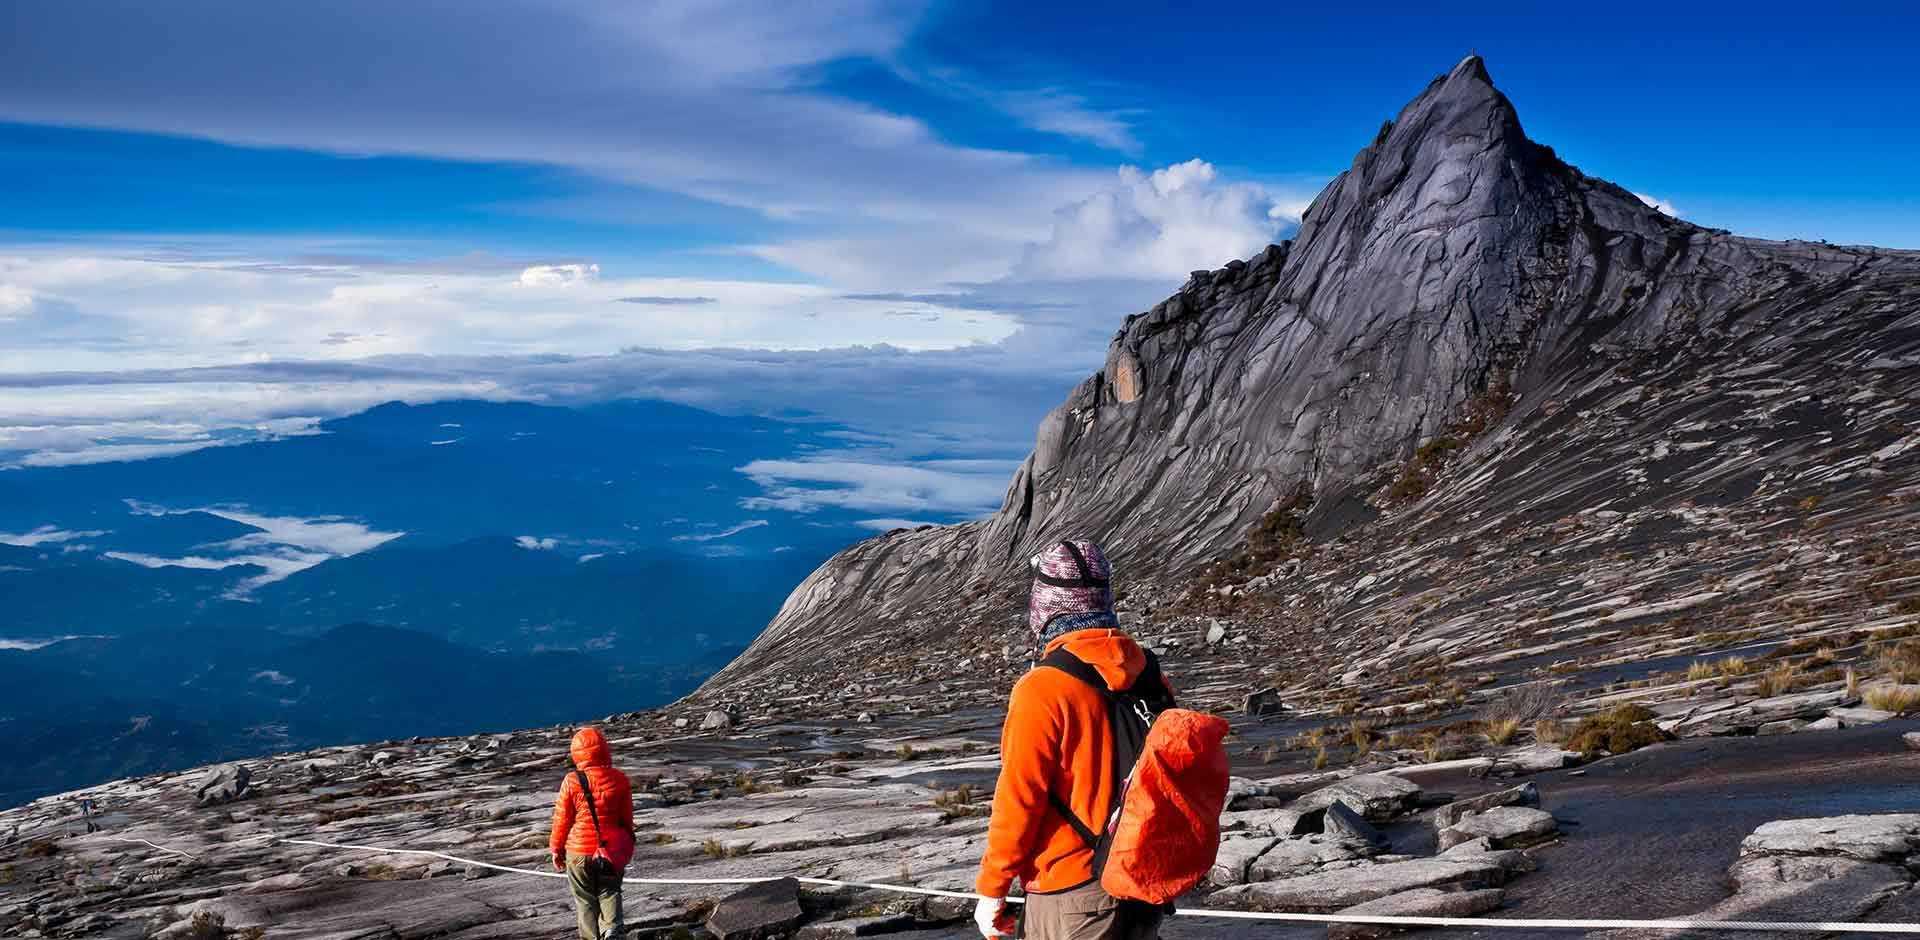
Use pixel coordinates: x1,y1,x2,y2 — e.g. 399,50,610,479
698,57,1920,705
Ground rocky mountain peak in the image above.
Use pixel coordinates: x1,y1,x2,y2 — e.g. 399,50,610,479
698,57,1920,707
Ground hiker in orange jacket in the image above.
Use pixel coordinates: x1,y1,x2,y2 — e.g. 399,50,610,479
975,539,1167,940
549,726,634,940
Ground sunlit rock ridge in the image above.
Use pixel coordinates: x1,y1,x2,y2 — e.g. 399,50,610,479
700,54,1920,705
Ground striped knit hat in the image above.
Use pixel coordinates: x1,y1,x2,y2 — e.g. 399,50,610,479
1027,539,1115,639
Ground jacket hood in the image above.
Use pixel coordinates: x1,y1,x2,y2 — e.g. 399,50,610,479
1045,628,1146,691
570,726,611,769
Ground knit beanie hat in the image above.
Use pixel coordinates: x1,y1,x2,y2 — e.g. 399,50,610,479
1027,539,1114,639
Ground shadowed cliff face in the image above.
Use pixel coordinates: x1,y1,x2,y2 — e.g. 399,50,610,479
700,56,1920,700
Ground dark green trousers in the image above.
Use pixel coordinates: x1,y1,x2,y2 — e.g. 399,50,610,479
565,854,623,940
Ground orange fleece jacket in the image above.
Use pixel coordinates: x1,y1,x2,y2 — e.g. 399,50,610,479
976,628,1155,897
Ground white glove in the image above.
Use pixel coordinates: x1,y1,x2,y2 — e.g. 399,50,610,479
974,896,1013,938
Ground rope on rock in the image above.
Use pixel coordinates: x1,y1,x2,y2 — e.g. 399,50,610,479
78,831,1920,933
97,835,201,860
277,837,1920,933
282,837,996,899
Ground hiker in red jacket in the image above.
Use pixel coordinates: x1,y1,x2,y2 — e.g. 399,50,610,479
975,539,1174,940
549,726,635,940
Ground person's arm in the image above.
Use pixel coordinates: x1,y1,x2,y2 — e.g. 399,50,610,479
615,771,635,831
975,673,1063,898
549,774,577,865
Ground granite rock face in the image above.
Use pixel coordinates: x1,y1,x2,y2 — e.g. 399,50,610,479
1598,814,1920,940
697,54,1920,717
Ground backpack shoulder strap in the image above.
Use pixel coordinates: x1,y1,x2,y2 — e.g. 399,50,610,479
574,770,607,850
1041,644,1177,709
1034,645,1173,865
1132,648,1177,712
1038,646,1109,693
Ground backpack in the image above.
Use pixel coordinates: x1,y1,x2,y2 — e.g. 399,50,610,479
1040,647,1231,906
575,770,635,876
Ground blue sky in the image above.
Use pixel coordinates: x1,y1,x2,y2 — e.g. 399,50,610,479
1,0,1917,510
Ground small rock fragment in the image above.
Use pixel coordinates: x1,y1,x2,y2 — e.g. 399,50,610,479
1437,806,1559,850
1243,688,1285,717
1327,887,1506,940
1826,707,1897,728
1430,782,1539,831
1294,774,1422,822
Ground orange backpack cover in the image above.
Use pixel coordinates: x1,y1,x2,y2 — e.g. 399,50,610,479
1099,707,1231,904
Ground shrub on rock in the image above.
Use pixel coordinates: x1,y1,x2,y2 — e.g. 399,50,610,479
1565,704,1668,756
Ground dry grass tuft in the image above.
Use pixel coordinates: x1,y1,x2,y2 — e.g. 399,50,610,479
1754,663,1807,697
1864,686,1920,714
1483,717,1523,746
1565,704,1668,756
1877,640,1920,684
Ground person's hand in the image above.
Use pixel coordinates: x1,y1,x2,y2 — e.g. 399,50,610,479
551,851,565,872
973,897,1014,938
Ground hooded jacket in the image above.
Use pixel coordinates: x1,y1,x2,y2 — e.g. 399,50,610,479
549,726,634,858
976,627,1158,897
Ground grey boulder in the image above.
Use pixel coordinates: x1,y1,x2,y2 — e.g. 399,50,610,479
1430,781,1539,831
194,763,251,806
1213,851,1532,913
707,876,804,940
1436,806,1559,850
1293,774,1422,822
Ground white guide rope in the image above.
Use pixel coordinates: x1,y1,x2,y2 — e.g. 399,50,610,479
98,835,201,860
273,837,1920,933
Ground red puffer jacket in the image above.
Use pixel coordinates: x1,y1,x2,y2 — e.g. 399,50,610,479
549,726,634,858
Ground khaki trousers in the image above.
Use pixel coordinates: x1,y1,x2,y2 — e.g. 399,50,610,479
565,854,624,940
1022,882,1163,940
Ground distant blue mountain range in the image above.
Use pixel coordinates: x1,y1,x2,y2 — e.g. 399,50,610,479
0,397,902,805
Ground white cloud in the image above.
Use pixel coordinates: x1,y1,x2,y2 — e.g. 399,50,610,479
105,551,240,571
0,0,1117,289
515,535,559,550
895,64,1142,154
0,374,490,468
0,525,107,547
212,508,403,557
0,635,103,650
737,457,1017,516
517,263,600,288
0,284,32,318
1000,90,1141,154
1014,159,1287,281
671,519,769,542
114,503,404,593
251,670,295,686
0,252,1022,374
1634,192,1682,217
